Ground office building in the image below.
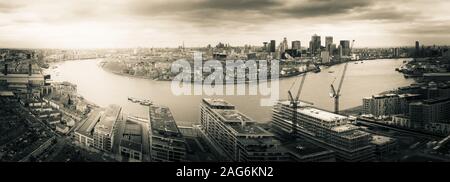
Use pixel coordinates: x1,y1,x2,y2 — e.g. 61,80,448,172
93,105,122,152
74,105,122,152
325,36,333,51
309,34,321,56
263,42,268,52
292,40,301,51
370,135,397,160
0,63,45,98
119,120,143,162
363,94,401,117
415,41,420,57
362,93,420,117
330,44,337,56
340,40,351,56
281,37,288,53
272,101,375,162
200,98,288,162
149,105,187,162
321,51,330,64
270,40,276,53
410,97,450,124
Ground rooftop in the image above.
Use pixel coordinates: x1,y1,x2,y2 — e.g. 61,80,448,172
210,105,273,136
120,120,143,152
75,108,104,137
0,91,14,97
202,98,235,109
423,72,450,77
297,106,348,123
331,124,359,133
283,140,332,157
94,105,122,135
149,105,182,137
398,93,421,98
228,122,273,136
371,135,395,145
423,97,450,104
214,109,253,123
373,94,398,99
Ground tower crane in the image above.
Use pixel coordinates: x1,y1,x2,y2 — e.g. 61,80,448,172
330,40,354,114
288,73,314,135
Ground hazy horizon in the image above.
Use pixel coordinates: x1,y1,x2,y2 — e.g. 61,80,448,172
1,0,449,49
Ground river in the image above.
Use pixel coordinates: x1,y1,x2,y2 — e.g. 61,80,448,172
45,58,414,125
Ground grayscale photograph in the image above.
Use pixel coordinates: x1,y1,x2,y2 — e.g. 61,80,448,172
0,0,450,170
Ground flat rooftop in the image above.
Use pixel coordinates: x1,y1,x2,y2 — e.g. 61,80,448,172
228,122,273,136
339,130,371,140
278,100,313,108
373,94,398,99
120,121,143,151
424,73,450,77
0,91,14,97
423,97,450,104
214,109,253,123
398,94,421,98
212,106,273,136
75,108,104,137
202,98,235,109
149,105,182,137
331,124,359,133
94,105,122,135
371,135,395,145
283,140,332,157
297,106,348,123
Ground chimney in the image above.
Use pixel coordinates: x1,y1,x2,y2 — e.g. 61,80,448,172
4,64,7,75
28,63,32,76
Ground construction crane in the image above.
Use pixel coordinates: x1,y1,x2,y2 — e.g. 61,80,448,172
330,40,355,114
288,73,313,135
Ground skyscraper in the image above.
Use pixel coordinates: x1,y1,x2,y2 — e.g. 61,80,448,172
263,42,268,52
270,40,276,53
340,40,351,56
330,44,337,56
309,34,321,56
292,40,301,51
325,36,333,51
415,41,420,57
281,37,288,53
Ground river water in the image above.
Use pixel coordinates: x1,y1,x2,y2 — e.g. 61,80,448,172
45,59,414,125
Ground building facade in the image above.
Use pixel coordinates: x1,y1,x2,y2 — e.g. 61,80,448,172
272,101,375,162
149,105,187,162
200,98,288,162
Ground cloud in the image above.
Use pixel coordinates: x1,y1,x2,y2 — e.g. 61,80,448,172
0,2,22,13
279,0,372,18
0,0,449,48
399,23,450,35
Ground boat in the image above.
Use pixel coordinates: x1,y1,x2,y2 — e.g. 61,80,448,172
354,62,359,64
128,97,139,103
328,70,335,73
140,100,153,106
128,97,153,106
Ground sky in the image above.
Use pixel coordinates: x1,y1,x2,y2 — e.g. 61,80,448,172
0,0,449,49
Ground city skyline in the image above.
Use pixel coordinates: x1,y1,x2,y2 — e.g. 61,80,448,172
0,0,450,49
